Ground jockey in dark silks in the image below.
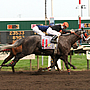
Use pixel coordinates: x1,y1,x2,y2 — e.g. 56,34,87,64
79,27,89,45
33,22,74,43
81,27,88,40
83,31,88,41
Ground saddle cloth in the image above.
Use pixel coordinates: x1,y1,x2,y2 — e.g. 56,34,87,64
41,36,58,49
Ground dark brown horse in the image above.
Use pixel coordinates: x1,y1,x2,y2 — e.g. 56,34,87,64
0,29,83,74
0,40,78,72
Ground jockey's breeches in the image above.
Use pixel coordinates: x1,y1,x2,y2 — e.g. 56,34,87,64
33,26,45,36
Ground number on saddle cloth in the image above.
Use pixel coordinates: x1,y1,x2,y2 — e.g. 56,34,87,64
41,36,58,49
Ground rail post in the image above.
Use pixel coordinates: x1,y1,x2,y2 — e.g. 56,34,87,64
87,59,89,70
30,59,32,71
37,55,39,69
79,0,81,29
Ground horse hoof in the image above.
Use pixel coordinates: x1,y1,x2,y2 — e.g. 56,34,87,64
6,64,10,67
73,66,77,69
59,70,61,73
7,64,12,67
7,63,15,67
38,68,42,72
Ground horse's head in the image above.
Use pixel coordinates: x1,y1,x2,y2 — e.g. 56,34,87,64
74,29,90,44
82,32,90,44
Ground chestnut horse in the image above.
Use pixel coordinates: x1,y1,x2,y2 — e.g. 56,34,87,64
0,40,22,72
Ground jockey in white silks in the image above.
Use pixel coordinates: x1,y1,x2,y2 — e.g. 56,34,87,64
33,22,74,43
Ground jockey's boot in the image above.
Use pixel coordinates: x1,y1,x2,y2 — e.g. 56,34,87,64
51,35,58,43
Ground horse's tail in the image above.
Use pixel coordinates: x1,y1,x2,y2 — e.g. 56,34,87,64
0,38,24,51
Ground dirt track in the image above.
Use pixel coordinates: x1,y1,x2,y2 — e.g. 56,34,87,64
0,70,90,90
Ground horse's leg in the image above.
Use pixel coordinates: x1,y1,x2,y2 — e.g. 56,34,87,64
68,62,77,69
0,53,14,68
39,56,61,72
39,62,55,71
54,56,61,72
61,58,77,69
0,53,15,73
39,56,56,71
12,66,15,73
6,52,23,66
5,52,25,72
55,60,61,72
63,55,71,75
60,55,71,75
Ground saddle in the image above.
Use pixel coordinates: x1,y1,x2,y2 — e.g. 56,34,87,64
41,36,58,50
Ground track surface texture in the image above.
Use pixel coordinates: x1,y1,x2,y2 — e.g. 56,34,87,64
0,70,90,90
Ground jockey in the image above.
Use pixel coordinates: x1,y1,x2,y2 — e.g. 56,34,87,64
33,22,74,43
81,27,88,41
49,22,74,43
79,27,89,46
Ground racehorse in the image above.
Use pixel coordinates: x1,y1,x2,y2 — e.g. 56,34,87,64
0,40,78,72
0,29,83,75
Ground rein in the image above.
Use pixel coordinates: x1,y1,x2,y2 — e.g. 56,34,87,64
73,32,82,39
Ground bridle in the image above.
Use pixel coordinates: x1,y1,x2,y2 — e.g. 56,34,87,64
61,30,83,39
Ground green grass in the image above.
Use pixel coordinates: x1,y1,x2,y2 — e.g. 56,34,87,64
0,53,90,71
